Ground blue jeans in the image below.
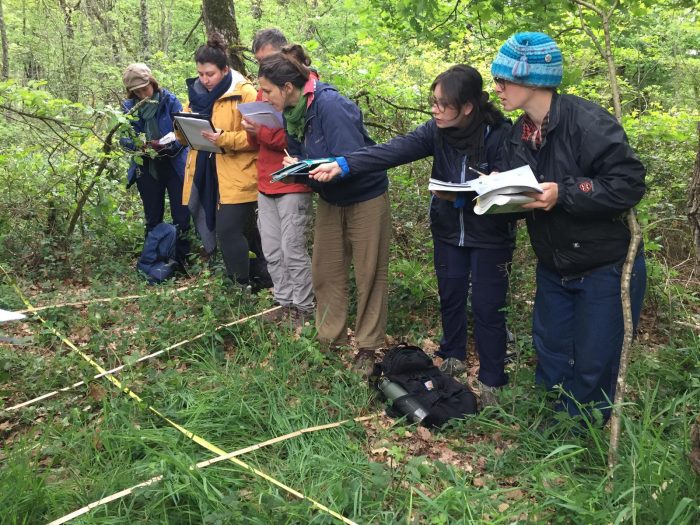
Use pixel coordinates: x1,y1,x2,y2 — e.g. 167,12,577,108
533,254,646,421
136,160,190,261
434,238,513,387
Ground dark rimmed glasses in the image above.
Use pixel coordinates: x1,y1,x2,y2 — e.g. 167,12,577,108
428,95,455,113
493,77,509,89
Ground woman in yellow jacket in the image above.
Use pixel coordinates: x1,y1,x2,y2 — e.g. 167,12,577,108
181,33,260,287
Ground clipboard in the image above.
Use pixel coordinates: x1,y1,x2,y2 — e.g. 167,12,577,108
172,112,223,153
271,158,336,183
238,102,283,129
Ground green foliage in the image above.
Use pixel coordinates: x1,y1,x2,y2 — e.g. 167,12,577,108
0,1,698,524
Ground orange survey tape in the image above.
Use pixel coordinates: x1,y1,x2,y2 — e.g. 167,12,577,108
1,268,357,525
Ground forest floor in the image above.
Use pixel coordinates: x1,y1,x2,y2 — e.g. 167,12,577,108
0,251,698,524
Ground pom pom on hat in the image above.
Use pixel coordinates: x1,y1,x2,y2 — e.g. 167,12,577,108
491,32,563,88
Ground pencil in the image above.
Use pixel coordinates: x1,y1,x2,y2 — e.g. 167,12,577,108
468,166,488,177
284,148,290,157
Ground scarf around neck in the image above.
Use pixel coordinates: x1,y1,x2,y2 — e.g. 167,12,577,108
439,104,487,166
187,70,234,115
138,90,161,180
283,92,308,142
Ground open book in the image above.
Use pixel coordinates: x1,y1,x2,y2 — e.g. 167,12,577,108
238,102,284,129
428,165,542,215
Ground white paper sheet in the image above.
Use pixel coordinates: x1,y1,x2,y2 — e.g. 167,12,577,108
0,308,26,323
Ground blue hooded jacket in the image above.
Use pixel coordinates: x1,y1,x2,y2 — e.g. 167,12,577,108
120,88,188,187
285,81,388,206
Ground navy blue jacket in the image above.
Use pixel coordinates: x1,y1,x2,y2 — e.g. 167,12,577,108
286,81,388,206
342,118,516,249
501,93,645,277
120,88,188,187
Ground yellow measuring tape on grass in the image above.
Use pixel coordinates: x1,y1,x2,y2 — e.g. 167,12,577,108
1,268,358,525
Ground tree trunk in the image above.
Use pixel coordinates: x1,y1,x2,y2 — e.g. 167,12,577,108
573,0,623,122
250,0,262,19
0,0,9,79
141,0,150,59
688,122,700,270
201,0,246,75
601,18,622,121
85,0,122,63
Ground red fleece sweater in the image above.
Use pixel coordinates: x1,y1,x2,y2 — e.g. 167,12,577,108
247,90,311,195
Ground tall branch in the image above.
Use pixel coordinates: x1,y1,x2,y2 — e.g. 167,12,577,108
572,0,622,121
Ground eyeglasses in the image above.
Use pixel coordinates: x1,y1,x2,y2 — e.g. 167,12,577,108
493,77,509,89
428,95,455,113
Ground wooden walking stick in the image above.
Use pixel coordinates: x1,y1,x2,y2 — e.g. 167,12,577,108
608,210,643,474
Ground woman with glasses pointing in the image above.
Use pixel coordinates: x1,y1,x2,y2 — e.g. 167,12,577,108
310,65,514,405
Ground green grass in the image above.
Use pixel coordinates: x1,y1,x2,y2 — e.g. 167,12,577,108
1,251,698,525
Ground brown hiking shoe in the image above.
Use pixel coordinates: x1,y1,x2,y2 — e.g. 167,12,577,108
352,348,377,378
290,307,312,329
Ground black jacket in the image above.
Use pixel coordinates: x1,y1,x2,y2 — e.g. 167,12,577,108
286,81,388,206
502,93,646,277
344,118,516,248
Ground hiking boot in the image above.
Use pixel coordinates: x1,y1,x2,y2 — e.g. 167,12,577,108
352,348,377,379
439,357,467,377
478,381,501,408
290,307,312,329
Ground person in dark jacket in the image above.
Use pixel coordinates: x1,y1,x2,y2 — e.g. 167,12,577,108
258,45,390,371
121,63,191,263
491,32,647,422
310,65,515,404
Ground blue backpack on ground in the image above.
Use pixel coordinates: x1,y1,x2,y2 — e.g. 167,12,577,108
137,223,177,284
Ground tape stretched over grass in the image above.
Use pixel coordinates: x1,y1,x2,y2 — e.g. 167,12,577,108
5,305,282,412
1,267,358,525
16,282,206,314
47,414,378,525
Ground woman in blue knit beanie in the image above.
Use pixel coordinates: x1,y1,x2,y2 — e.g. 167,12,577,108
491,32,647,425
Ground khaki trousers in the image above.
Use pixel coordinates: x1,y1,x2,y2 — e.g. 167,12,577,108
312,192,391,349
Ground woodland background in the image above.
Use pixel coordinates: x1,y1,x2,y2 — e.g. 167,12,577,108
0,0,699,524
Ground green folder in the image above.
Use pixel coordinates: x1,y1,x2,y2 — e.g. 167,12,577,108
270,158,336,183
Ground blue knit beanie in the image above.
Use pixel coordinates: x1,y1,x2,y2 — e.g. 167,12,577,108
491,32,563,88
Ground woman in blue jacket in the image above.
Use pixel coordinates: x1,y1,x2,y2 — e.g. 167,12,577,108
258,46,390,373
121,63,190,263
310,65,514,405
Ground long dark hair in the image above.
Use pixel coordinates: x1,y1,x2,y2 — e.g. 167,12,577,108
194,33,229,70
257,44,312,88
430,65,503,125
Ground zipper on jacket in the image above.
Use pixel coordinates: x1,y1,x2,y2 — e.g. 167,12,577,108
459,156,466,246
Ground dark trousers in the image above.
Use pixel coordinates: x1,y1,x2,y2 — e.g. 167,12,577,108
533,254,646,421
433,238,513,387
135,161,190,261
216,202,256,282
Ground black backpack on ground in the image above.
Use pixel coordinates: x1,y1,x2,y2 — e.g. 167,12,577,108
374,343,478,427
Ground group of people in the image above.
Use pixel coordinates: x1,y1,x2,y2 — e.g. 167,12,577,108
120,29,646,424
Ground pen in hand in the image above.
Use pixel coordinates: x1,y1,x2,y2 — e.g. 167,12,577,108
468,166,488,177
